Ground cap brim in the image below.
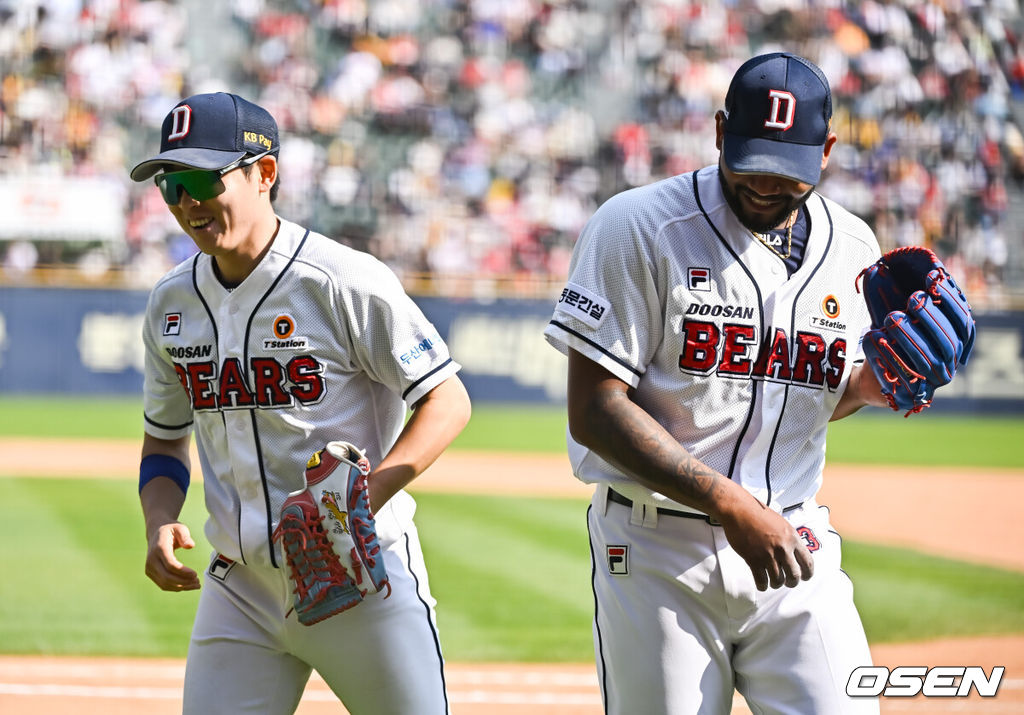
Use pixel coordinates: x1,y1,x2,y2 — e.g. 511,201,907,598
723,133,824,186
130,148,247,181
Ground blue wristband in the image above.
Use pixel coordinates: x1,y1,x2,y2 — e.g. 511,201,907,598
139,454,190,495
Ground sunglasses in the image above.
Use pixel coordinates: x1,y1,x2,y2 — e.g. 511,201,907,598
154,150,270,205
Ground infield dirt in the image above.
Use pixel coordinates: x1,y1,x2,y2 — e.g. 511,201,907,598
1,438,1022,714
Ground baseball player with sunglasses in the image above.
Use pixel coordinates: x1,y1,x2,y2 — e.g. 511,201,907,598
544,53,973,714
131,92,471,714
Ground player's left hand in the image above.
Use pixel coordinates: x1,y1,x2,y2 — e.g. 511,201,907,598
718,498,814,591
858,246,975,416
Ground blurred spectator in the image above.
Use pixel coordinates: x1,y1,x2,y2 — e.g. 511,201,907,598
3,240,38,279
1,0,1023,308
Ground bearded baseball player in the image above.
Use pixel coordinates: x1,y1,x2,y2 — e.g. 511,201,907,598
544,53,974,714
132,92,471,714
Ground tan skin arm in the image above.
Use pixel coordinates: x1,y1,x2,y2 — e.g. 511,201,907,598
831,362,889,421
367,374,472,512
140,433,201,592
567,349,814,591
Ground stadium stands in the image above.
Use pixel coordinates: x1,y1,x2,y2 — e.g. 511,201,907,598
1,0,1023,307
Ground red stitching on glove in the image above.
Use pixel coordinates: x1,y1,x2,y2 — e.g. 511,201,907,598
273,507,356,609
877,336,925,383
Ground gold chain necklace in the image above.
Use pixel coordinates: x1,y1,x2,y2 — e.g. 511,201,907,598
751,210,797,260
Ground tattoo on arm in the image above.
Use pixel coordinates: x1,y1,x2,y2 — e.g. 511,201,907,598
587,387,724,509
678,453,719,502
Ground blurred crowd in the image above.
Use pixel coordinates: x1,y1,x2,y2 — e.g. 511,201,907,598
2,0,1024,306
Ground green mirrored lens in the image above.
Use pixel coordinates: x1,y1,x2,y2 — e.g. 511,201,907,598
153,151,268,204
155,170,225,204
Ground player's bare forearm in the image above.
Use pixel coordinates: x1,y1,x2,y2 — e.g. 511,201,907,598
567,350,813,590
831,362,888,421
568,350,743,516
368,374,472,511
140,433,200,591
575,383,722,508
140,433,192,536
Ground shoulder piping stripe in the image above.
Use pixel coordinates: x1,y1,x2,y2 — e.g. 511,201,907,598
144,414,193,431
402,358,454,400
548,320,643,379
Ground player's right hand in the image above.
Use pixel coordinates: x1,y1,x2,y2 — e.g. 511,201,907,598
717,501,814,591
145,522,201,592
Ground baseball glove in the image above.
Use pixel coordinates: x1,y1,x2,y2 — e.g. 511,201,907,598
857,246,976,415
273,441,390,625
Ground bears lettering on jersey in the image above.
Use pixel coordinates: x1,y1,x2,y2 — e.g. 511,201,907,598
172,355,326,410
679,319,845,390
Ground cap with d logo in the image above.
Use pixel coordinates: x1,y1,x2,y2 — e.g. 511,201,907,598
721,52,832,185
130,92,279,181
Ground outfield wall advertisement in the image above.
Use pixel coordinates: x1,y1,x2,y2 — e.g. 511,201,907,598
1,286,1021,412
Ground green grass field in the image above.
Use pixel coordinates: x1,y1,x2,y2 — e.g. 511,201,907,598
3,396,1023,468
1,397,1022,661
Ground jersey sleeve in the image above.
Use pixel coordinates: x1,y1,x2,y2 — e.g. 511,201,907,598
340,256,460,406
543,191,662,388
141,288,194,440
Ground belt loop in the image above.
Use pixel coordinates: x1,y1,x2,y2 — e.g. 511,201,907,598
642,501,659,529
597,483,610,516
629,498,645,527
626,494,659,529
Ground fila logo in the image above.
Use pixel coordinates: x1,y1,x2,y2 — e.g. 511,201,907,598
208,554,236,582
607,545,629,575
764,90,796,131
163,313,181,336
688,267,711,292
167,105,192,141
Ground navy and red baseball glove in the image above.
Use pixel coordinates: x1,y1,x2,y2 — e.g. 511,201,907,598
857,247,976,415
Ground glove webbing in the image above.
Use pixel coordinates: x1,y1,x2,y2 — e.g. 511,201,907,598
273,509,364,616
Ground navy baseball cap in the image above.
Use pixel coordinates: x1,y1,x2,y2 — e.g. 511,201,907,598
721,52,832,185
130,92,279,181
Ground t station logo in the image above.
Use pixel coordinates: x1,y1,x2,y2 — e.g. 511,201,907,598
264,314,308,350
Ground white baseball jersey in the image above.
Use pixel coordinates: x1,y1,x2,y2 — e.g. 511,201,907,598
544,164,881,513
546,165,883,714
142,217,461,568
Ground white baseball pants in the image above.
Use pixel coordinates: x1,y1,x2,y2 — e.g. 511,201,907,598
182,519,449,715
588,485,879,715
